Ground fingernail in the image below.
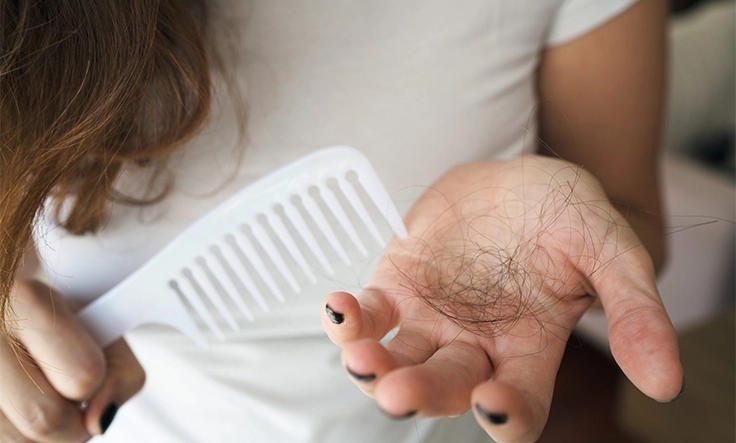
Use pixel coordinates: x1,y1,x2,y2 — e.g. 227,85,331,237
474,404,508,425
100,403,118,434
664,376,686,403
346,366,376,383
325,304,344,324
380,408,417,420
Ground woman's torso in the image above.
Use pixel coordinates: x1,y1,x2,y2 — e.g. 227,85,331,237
33,1,634,441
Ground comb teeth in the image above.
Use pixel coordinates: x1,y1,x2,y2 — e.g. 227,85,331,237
76,146,408,348
166,168,399,338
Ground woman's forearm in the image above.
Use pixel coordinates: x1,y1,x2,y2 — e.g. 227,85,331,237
537,0,669,273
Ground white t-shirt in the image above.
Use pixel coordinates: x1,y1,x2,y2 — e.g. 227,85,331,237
34,1,636,442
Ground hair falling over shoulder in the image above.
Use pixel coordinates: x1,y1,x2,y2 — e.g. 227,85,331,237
0,0,214,334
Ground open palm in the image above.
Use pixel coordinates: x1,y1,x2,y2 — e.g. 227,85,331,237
322,155,683,443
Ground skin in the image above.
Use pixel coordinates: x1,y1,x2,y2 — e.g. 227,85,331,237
538,0,668,270
323,157,681,443
0,255,145,441
323,1,681,442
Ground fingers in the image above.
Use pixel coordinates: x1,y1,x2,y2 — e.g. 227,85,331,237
595,252,684,402
5,280,146,439
325,288,495,418
322,290,398,346
322,248,426,347
0,337,144,441
83,339,145,435
472,380,543,443
469,315,574,443
372,341,492,418
340,338,404,398
0,409,35,443
329,293,439,401
470,354,560,443
339,325,446,396
0,334,90,442
342,338,492,418
12,280,106,402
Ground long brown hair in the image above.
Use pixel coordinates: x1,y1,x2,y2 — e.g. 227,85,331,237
0,0,220,335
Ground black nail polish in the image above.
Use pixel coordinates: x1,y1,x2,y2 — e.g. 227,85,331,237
325,304,344,324
474,404,507,425
380,408,417,420
668,376,687,403
393,410,417,420
99,403,118,434
346,366,376,383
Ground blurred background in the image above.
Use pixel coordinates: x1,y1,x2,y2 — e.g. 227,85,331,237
542,1,735,442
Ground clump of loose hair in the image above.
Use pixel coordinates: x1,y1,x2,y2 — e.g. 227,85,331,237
0,0,220,337
395,164,624,339
404,241,543,338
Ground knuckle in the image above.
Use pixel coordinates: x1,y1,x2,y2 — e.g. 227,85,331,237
18,400,71,440
0,418,33,443
0,429,34,443
62,352,107,400
4,434,34,443
607,302,664,352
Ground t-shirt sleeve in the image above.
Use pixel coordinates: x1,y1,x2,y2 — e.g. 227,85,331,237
545,0,639,47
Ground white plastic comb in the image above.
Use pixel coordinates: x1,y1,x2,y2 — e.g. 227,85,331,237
77,146,407,347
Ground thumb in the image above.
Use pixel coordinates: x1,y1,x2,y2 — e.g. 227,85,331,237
84,339,145,436
596,250,684,402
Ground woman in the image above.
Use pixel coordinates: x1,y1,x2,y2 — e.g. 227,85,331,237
0,1,683,442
